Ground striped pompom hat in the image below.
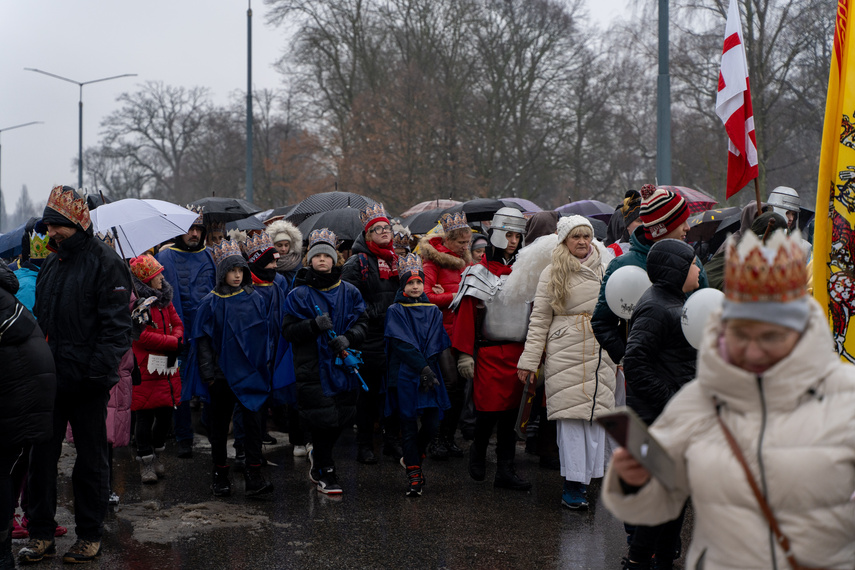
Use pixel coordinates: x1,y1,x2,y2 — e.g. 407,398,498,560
639,184,688,240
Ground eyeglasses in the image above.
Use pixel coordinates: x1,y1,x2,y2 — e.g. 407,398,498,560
370,225,392,234
723,327,796,353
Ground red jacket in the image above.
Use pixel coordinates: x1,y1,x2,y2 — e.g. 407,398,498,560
420,235,472,336
132,303,183,411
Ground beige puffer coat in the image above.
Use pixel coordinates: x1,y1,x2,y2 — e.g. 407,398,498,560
518,243,616,422
602,298,855,569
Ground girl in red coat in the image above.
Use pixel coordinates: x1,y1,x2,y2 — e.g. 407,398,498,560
130,254,183,484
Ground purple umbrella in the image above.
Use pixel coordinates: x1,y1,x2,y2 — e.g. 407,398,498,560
499,197,542,213
556,200,615,222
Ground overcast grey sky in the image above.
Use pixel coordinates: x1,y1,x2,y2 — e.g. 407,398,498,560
0,0,624,220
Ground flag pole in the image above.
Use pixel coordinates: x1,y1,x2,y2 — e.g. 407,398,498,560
753,178,762,216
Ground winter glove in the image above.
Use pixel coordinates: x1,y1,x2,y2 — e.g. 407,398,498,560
329,335,350,354
419,366,439,393
313,312,334,332
457,354,475,380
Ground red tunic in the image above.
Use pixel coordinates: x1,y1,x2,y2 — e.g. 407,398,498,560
451,258,524,412
131,303,183,411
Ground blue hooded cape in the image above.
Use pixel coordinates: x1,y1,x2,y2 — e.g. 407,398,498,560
253,272,296,404
283,279,365,397
191,288,272,411
384,291,451,418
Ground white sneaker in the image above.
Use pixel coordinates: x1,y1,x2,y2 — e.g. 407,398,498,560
293,445,308,457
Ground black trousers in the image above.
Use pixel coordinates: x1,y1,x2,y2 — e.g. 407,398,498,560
135,407,174,457
28,385,110,542
437,349,464,440
355,356,399,446
311,427,342,470
473,409,518,462
0,448,24,540
628,504,687,567
207,380,264,468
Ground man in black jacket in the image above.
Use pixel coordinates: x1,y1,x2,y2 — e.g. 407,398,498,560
19,186,132,565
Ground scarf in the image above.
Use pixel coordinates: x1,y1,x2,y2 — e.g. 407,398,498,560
367,240,399,280
276,250,302,273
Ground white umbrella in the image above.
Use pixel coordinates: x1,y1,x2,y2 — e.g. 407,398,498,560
90,199,199,258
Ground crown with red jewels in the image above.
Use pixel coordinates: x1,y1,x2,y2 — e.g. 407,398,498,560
724,230,807,303
440,211,468,233
392,225,412,250
397,253,423,278
308,228,337,250
186,205,205,226
130,254,164,283
29,231,50,259
246,232,275,263
359,203,388,228
211,239,243,266
46,185,91,231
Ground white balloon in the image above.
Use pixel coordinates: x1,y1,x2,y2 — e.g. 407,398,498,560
605,265,652,319
681,288,725,349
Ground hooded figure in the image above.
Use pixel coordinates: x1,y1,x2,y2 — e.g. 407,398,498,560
266,220,304,286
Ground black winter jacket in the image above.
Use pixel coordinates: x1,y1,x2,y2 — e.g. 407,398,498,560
623,239,698,425
34,231,133,392
281,267,368,430
0,265,56,448
340,233,400,357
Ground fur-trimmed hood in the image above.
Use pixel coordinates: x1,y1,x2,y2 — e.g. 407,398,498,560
419,235,471,270
266,220,303,256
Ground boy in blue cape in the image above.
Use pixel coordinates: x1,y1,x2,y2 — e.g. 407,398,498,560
384,254,451,497
282,229,368,495
193,239,274,499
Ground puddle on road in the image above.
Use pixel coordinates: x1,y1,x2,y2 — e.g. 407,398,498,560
116,501,270,544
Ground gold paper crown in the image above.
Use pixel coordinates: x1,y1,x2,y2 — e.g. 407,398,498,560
211,239,244,266
246,232,275,263
397,253,423,277
359,203,388,228
130,254,164,283
308,228,337,250
46,185,91,231
186,205,205,226
440,212,468,233
95,231,115,250
392,226,412,250
29,231,50,259
724,230,807,303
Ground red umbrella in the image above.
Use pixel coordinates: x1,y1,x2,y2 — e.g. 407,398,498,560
399,199,461,218
659,186,718,215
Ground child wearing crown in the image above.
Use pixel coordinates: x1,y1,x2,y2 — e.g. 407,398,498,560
384,253,451,497
191,239,274,499
282,229,368,495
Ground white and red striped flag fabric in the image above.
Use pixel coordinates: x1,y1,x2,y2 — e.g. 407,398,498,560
715,0,758,199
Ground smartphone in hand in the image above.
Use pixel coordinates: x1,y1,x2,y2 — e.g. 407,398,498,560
597,407,677,490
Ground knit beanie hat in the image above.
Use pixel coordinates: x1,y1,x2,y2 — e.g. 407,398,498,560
639,184,689,240
130,254,165,283
622,190,642,225
307,228,338,264
470,233,488,252
556,215,594,244
721,230,810,331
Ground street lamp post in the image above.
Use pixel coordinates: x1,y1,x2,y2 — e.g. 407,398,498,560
0,121,43,233
24,68,137,190
246,0,254,204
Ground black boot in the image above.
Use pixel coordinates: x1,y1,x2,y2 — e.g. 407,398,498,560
357,443,378,464
211,465,232,497
494,460,531,491
621,557,652,570
468,441,486,481
428,437,449,460
233,445,246,473
244,465,274,497
443,435,464,458
382,437,403,461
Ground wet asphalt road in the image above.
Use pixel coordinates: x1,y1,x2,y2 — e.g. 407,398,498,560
23,424,692,570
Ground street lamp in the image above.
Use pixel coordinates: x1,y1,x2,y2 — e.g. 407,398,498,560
0,121,43,233
24,68,137,190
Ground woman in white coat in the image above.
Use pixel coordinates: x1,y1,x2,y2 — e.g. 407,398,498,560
604,230,855,570
518,215,616,510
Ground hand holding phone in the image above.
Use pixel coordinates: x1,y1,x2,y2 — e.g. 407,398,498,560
597,407,676,490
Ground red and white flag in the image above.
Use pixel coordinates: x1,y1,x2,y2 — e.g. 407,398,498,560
715,0,758,199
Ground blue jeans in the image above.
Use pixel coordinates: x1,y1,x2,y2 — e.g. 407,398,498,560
400,408,440,467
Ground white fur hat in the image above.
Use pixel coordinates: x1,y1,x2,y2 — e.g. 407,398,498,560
266,220,303,248
556,215,593,244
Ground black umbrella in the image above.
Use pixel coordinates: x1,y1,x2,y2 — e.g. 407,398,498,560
586,217,608,241
226,217,267,233
264,204,296,222
402,207,447,234
189,197,262,223
297,208,365,242
443,198,523,222
287,192,377,225
685,207,741,242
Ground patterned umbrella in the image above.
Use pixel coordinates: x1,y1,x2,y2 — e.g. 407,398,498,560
399,199,461,218
555,200,614,222
659,186,718,215
287,192,377,225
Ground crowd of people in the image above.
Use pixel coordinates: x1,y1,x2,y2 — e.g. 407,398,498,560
0,182,853,569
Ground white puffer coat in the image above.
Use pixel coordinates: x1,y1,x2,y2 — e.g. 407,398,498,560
517,242,616,422
602,298,855,569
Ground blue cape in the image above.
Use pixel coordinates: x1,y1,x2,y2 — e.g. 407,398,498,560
254,273,296,402
283,279,365,397
384,294,451,417
190,288,272,411
156,246,216,340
